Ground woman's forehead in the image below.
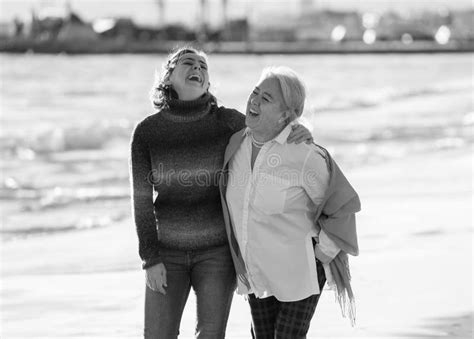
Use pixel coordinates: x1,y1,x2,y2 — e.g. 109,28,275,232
177,53,207,64
257,78,282,96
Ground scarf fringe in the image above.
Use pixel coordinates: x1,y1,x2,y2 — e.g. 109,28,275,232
238,273,251,290
330,252,356,326
334,286,356,327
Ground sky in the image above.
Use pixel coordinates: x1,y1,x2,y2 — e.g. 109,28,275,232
0,0,471,27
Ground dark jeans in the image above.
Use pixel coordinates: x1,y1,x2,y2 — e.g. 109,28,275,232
248,260,326,339
144,244,236,339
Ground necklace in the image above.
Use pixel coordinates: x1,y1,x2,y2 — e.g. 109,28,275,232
250,134,266,148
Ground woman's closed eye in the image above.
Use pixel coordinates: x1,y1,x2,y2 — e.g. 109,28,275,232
251,90,270,102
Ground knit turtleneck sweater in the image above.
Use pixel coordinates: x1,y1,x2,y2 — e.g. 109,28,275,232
130,93,245,269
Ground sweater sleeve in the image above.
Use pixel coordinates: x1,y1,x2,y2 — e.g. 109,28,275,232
217,107,246,133
129,121,162,269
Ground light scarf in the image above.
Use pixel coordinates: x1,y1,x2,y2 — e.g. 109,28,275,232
315,145,360,326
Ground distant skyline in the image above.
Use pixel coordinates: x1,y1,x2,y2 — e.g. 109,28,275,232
0,0,471,27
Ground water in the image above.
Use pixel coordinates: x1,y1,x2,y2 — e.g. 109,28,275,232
1,53,472,239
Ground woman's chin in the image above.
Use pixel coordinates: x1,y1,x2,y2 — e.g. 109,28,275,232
245,115,259,128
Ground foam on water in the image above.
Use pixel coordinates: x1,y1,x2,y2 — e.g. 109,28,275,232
1,119,134,156
1,53,472,238
315,80,472,112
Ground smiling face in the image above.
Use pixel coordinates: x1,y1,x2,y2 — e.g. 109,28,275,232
245,77,289,140
168,52,210,100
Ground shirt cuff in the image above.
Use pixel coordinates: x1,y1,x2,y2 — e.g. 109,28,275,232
322,263,336,290
314,245,334,264
316,230,340,263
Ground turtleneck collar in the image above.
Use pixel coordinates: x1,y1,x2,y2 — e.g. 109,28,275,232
161,92,213,122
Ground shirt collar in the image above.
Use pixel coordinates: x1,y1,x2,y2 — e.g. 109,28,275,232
273,122,295,144
244,121,297,144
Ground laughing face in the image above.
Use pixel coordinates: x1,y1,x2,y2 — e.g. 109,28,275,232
168,53,210,100
245,77,288,140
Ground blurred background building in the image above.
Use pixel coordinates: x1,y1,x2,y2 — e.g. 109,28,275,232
0,0,472,52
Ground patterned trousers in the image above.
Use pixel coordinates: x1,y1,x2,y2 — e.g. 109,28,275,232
248,260,326,339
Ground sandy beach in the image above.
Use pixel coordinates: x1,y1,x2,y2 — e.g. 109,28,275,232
2,146,471,338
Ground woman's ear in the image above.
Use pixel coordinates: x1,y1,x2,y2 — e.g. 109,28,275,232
163,69,174,86
278,111,290,124
163,76,172,86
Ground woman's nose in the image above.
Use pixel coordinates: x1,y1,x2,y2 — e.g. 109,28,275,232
250,96,259,105
193,64,201,70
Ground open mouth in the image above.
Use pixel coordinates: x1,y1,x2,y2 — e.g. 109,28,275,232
187,74,202,83
249,108,259,117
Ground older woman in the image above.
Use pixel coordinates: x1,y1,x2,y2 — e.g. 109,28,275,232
220,67,360,338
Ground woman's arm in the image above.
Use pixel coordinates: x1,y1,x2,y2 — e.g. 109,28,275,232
130,122,162,269
301,146,340,263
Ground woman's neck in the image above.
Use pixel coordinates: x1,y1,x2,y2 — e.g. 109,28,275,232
161,92,212,122
252,126,286,143
174,87,204,101
177,93,201,101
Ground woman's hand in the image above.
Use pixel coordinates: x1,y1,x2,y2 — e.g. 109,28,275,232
145,263,167,294
287,124,313,144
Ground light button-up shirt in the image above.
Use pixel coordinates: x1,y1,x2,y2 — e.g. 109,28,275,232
226,124,340,302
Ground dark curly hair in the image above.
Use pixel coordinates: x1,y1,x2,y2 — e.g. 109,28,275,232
149,46,217,111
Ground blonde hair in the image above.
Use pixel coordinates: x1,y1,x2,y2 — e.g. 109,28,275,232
259,66,306,123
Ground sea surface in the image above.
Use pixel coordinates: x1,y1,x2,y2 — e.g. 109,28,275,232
1,53,472,240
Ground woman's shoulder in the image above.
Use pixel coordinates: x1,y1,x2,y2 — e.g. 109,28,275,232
131,112,162,138
285,142,330,168
216,106,244,117
215,106,246,132
136,111,165,128
303,142,329,159
302,143,331,175
229,128,247,144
